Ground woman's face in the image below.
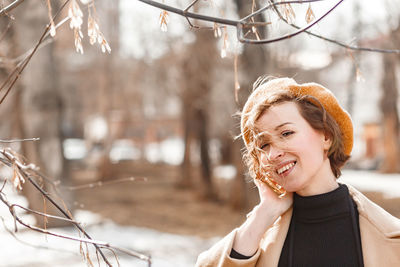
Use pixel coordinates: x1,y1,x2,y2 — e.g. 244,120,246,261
255,101,335,196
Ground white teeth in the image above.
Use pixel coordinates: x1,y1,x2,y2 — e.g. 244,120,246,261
277,162,295,175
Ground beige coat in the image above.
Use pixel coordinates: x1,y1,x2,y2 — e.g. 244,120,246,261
195,184,400,267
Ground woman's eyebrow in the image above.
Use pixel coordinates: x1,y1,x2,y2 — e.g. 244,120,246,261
255,131,271,141
274,122,293,131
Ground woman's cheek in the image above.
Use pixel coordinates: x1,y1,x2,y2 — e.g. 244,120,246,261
260,153,267,164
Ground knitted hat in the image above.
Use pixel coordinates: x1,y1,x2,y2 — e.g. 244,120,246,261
241,77,353,156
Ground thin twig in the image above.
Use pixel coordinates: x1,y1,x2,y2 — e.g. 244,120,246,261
0,216,77,254
184,0,200,12
0,21,12,43
269,0,400,53
0,138,40,143
10,203,79,223
109,245,152,263
102,247,121,267
0,179,6,193
61,176,148,191
2,149,38,170
0,0,25,16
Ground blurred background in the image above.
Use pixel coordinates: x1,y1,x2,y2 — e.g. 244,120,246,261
0,0,399,266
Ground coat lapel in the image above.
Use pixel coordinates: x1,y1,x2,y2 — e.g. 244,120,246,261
258,208,292,267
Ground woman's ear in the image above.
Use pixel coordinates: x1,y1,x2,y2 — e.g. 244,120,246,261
323,132,332,151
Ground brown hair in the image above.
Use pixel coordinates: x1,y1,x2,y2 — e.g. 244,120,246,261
242,79,350,181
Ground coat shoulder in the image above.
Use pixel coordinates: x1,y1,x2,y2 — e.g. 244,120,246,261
347,183,400,238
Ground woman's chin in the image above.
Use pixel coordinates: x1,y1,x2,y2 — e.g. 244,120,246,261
280,182,304,193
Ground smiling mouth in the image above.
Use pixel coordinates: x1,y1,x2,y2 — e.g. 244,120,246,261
276,161,297,175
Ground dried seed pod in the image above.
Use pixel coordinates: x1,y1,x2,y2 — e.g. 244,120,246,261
305,3,315,24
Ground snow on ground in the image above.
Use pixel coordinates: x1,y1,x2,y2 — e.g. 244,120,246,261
0,170,399,266
340,170,400,198
0,219,218,267
0,185,218,267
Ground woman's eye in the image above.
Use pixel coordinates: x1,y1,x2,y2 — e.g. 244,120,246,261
260,143,269,150
282,131,294,137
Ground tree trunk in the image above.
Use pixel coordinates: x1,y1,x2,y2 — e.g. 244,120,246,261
98,0,120,180
179,30,217,199
229,139,247,210
196,108,216,199
379,53,400,173
179,104,194,188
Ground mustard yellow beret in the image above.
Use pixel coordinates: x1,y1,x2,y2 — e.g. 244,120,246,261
241,77,353,156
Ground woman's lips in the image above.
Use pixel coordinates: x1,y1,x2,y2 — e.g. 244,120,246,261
276,161,296,177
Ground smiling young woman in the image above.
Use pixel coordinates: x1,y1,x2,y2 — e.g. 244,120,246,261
195,77,400,267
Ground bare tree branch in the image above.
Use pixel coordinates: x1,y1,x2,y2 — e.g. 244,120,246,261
0,197,152,265
136,0,400,53
138,0,238,26
0,1,70,106
0,148,153,266
0,149,112,266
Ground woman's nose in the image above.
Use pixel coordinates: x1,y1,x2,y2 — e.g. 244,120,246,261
267,144,284,161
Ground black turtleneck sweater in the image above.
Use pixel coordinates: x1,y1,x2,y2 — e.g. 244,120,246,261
278,184,364,266
231,184,364,267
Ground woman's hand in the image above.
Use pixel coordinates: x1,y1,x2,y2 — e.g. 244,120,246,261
255,179,293,218
232,180,293,257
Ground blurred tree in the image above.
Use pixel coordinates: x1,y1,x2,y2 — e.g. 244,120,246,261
179,29,218,200
11,1,73,227
96,0,121,180
345,1,363,116
380,23,400,173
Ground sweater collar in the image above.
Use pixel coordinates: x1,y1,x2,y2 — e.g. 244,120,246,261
293,183,351,222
